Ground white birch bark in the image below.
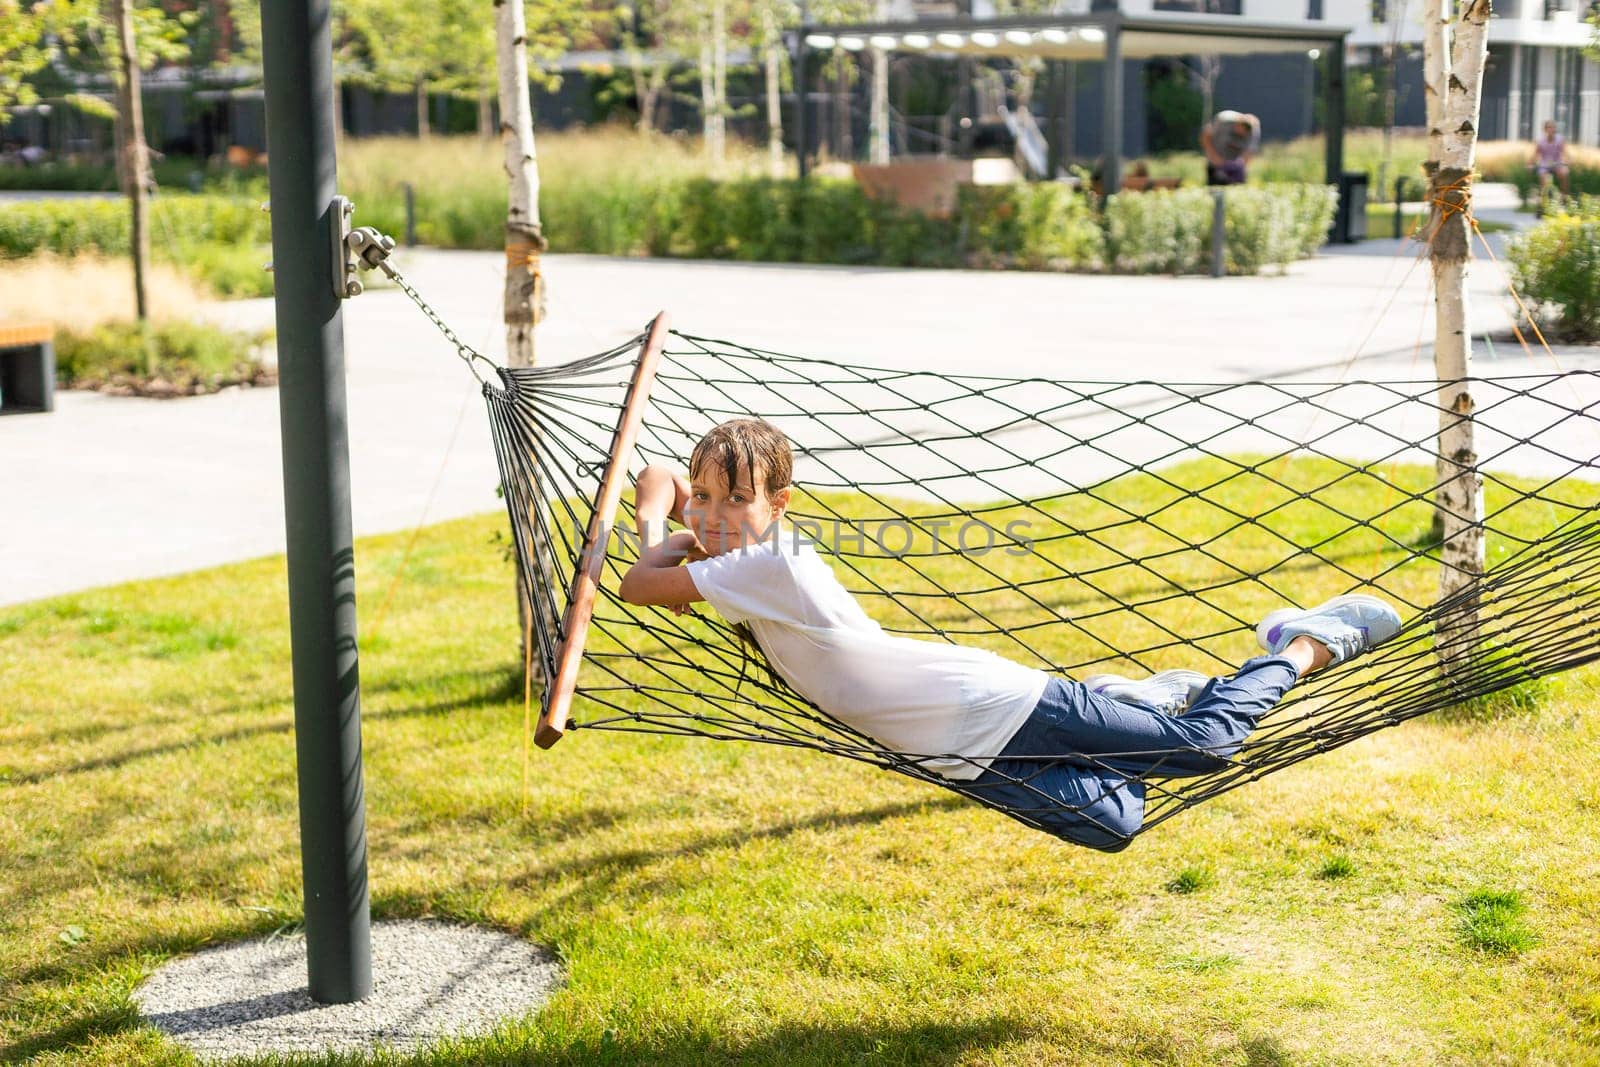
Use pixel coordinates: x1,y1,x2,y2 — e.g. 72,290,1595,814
496,0,552,674
477,92,493,139
496,0,544,368
764,6,784,177
711,0,728,169
1422,0,1445,162
631,52,667,134
869,45,890,165
699,21,716,165
1424,0,1492,673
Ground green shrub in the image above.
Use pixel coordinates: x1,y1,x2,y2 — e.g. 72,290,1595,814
1105,183,1334,275
1224,186,1302,274
957,183,1103,270
1506,210,1600,341
0,194,269,258
0,156,269,193
181,242,276,299
0,195,275,299
1227,183,1338,273
0,162,119,192
1287,182,1340,258
1104,187,1214,273
55,319,275,396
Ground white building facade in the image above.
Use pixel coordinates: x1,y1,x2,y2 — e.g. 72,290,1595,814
944,0,1599,143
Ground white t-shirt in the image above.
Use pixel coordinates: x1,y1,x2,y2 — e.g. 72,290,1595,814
686,530,1047,780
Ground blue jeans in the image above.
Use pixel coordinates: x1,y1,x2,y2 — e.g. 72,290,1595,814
959,655,1300,852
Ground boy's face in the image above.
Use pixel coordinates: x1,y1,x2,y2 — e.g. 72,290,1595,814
686,460,790,555
1544,122,1557,137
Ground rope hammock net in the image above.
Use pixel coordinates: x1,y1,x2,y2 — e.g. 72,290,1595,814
480,313,1600,850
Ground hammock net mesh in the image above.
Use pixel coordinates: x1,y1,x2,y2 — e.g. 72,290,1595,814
485,323,1600,849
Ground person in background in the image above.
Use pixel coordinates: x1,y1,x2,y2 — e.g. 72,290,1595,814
1531,120,1570,206
1201,109,1260,186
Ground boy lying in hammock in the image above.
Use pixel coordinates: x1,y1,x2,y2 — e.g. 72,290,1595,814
619,418,1402,851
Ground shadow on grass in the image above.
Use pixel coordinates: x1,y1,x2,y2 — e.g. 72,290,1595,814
3,986,1301,1067
5,665,525,786
494,793,968,920
419,1017,1038,1067
12,1011,1037,1067
5,797,973,1062
0,1002,142,1063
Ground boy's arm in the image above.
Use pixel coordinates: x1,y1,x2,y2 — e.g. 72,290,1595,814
634,464,692,546
619,529,706,607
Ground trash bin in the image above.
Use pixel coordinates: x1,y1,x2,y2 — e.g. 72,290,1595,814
1329,171,1370,244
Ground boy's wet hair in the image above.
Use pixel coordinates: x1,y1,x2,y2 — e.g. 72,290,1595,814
689,418,792,497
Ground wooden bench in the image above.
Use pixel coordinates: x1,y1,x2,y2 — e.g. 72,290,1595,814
0,322,55,415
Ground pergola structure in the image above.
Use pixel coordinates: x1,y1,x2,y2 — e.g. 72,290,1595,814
795,9,1352,196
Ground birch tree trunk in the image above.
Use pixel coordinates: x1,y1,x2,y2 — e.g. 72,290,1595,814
644,67,666,134
1423,0,1491,674
477,92,494,139
764,6,784,177
834,57,852,160
699,26,715,164
626,35,666,135
869,45,890,165
496,0,552,674
497,0,544,367
711,0,728,169
110,0,150,324
697,7,728,171
1197,56,1220,126
631,52,653,133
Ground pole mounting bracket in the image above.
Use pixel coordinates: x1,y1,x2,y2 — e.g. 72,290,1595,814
331,195,362,299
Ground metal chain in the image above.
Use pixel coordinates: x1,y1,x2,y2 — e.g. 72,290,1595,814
348,226,497,384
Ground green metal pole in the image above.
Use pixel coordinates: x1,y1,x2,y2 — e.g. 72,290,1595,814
260,0,372,1005
1100,20,1122,199
1325,42,1345,186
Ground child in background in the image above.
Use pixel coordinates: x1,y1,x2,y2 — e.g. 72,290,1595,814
1532,120,1570,207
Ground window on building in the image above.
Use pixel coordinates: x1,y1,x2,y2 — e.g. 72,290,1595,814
1152,0,1243,12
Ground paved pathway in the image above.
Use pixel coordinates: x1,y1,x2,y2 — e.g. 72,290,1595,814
5,192,1593,608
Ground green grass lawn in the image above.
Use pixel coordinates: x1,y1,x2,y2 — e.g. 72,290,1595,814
5,499,1600,1065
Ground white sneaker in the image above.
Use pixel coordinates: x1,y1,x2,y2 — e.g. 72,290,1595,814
1255,593,1402,666
1083,669,1210,715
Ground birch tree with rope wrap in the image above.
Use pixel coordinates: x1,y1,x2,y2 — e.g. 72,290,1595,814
1423,0,1491,674
496,0,555,674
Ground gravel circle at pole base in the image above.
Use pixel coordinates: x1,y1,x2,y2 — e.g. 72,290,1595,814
133,919,563,1060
